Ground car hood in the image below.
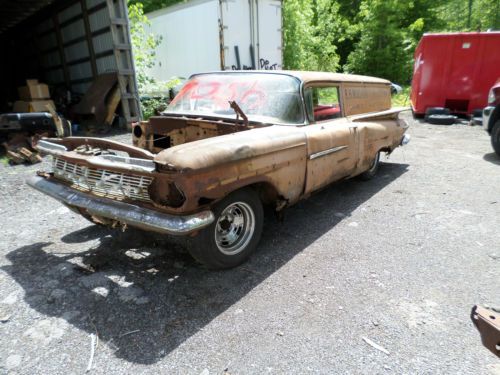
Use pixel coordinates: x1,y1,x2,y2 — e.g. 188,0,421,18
154,125,307,170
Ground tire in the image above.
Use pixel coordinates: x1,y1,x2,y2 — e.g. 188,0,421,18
426,114,457,125
188,188,264,269
424,107,450,121
472,109,483,118
359,151,381,181
492,121,500,156
471,117,483,126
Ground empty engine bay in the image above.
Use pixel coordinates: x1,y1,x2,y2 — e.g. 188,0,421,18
132,115,268,154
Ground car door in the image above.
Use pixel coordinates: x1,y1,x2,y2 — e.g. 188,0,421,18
303,83,359,194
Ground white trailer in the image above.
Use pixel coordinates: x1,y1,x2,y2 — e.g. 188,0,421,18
146,0,282,81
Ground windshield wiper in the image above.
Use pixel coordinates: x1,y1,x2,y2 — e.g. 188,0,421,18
228,100,249,127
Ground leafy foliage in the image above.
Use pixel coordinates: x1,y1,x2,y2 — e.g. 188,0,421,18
129,2,161,93
283,0,499,83
128,2,179,118
391,86,411,107
345,0,444,83
283,0,340,72
128,0,184,14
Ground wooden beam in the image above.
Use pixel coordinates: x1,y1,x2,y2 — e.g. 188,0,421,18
52,13,71,88
81,0,98,78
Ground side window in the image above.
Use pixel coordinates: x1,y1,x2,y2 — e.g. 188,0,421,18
305,86,342,122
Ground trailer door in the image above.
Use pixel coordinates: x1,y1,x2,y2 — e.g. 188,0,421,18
221,0,282,71
254,0,282,70
220,0,253,70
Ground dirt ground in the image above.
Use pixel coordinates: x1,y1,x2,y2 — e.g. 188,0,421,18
0,114,499,374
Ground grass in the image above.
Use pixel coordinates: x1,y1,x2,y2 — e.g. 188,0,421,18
0,156,9,166
392,86,411,107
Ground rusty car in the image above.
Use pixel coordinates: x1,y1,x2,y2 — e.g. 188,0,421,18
28,71,410,269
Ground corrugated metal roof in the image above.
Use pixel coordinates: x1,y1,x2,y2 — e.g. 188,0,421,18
0,0,56,34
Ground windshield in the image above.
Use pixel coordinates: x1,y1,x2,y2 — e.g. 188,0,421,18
165,73,305,125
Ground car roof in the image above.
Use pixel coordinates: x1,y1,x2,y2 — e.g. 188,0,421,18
190,70,390,85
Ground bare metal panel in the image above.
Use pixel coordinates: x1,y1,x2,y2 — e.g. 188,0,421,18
96,55,117,74
89,6,111,31
61,19,85,43
41,50,61,68
69,62,93,81
86,0,106,9
58,2,82,23
64,40,90,62
92,32,113,54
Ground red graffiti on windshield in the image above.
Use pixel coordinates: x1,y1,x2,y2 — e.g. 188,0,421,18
171,78,267,110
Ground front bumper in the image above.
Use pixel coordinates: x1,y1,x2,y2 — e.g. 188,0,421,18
400,133,411,146
483,106,494,133
27,176,214,235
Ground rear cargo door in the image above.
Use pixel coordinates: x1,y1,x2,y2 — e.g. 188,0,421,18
221,0,253,70
254,0,282,70
221,0,282,71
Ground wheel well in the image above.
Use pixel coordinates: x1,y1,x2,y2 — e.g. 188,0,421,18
247,181,281,206
379,146,392,154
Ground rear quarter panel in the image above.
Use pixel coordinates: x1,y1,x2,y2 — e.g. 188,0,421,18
355,119,406,175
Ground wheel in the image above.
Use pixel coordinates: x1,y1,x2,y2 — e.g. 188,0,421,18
359,151,381,180
424,107,450,121
188,188,264,269
472,109,483,118
426,114,457,125
492,121,500,156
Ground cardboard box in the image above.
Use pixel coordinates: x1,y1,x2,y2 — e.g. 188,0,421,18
18,79,50,101
13,100,55,113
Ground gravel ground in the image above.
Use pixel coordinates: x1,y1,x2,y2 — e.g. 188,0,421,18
0,115,499,374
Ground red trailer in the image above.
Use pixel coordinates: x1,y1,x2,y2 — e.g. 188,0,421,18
411,32,500,117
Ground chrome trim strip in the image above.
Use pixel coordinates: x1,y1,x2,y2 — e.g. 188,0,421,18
27,176,214,235
87,156,156,173
99,154,155,170
37,140,155,173
37,140,68,155
309,145,348,160
401,134,411,146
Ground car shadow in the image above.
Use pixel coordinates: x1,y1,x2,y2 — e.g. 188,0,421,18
483,152,500,165
3,162,408,365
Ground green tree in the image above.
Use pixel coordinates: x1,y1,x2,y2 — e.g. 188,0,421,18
128,0,184,14
129,2,162,92
283,0,341,72
345,0,444,83
436,0,500,31
128,2,178,118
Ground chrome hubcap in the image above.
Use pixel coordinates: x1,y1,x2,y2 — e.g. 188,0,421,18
215,201,255,255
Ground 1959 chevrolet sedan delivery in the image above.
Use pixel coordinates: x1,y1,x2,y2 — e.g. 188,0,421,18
28,71,410,269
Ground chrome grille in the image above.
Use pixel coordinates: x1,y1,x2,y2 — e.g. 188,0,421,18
52,157,153,202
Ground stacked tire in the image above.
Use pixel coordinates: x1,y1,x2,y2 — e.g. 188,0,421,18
424,107,457,125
